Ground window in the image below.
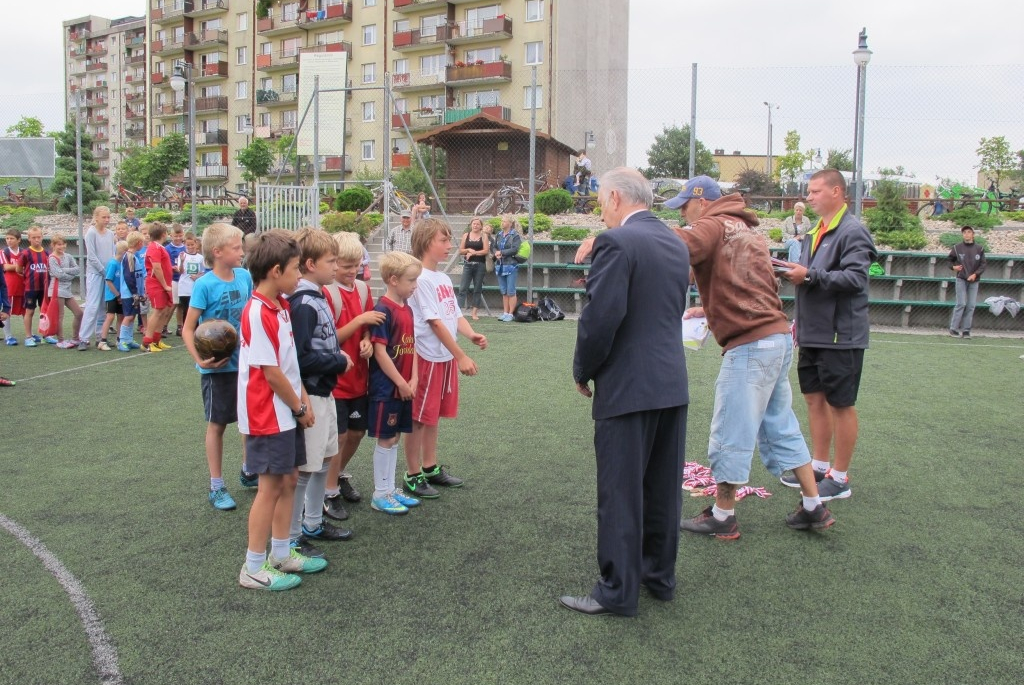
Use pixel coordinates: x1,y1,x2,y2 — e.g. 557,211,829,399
465,47,500,63
282,110,298,128
523,85,542,109
201,120,221,133
466,89,499,107
362,101,375,122
154,124,166,137
418,94,444,113
236,46,247,65
235,81,248,99
282,37,301,57
393,58,409,75
419,53,445,76
201,18,223,31
420,14,446,33
201,151,220,166
282,2,299,21
362,25,377,46
361,63,375,84
466,5,499,26
237,12,248,31
361,140,375,160
393,98,407,114
393,138,409,154
315,30,342,46
526,0,544,22
259,77,272,91
282,73,298,93
364,0,376,6
260,41,272,56
258,112,271,127
525,41,543,65
236,115,252,133
393,19,410,33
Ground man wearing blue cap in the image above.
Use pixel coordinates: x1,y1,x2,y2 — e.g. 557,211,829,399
667,176,834,539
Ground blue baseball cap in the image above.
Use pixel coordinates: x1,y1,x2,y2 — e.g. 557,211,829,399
664,176,722,209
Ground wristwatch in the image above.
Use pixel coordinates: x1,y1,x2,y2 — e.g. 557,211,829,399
292,403,307,418
804,271,812,283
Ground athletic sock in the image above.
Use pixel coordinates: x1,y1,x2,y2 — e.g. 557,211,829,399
803,494,822,511
325,487,341,498
372,443,391,499
154,331,162,343
811,459,830,473
303,467,329,531
290,472,312,539
269,537,290,561
143,336,152,346
385,445,399,493
711,504,734,521
211,477,224,492
245,550,266,574
119,325,132,344
829,469,848,484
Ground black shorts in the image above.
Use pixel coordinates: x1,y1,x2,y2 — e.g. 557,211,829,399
244,428,306,475
178,294,191,311
335,395,369,434
368,398,412,439
105,299,120,315
23,290,42,310
201,371,238,425
797,347,865,408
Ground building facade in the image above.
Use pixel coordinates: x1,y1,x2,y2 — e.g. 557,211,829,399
65,1,628,198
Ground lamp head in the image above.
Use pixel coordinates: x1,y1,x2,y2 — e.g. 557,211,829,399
853,28,872,66
169,64,186,93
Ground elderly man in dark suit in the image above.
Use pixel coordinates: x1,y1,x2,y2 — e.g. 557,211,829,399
562,167,690,617
231,197,257,235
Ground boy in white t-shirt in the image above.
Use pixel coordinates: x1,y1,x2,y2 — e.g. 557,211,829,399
402,218,488,499
175,231,206,316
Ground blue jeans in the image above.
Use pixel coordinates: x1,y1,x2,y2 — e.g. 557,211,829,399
784,238,802,262
708,333,810,484
459,261,486,308
496,267,518,296
950,278,979,332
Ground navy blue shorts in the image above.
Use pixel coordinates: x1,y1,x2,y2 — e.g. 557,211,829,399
121,297,139,317
244,428,306,475
23,290,42,310
201,371,238,425
368,398,412,439
335,395,369,434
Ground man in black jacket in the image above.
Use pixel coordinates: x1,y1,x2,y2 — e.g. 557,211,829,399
563,167,690,617
781,169,877,502
231,197,257,236
947,225,986,338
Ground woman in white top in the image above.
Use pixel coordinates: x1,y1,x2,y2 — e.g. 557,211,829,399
782,202,812,262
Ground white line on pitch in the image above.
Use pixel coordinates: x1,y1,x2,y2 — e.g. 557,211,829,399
12,347,183,383
873,339,1024,350
0,513,124,685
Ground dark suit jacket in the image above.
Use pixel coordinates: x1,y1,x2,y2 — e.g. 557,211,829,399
231,208,257,235
573,210,690,420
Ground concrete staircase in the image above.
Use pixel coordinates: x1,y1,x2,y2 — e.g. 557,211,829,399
363,214,474,300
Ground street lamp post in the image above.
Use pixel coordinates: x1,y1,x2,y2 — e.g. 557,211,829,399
170,61,197,229
763,101,778,177
852,28,872,218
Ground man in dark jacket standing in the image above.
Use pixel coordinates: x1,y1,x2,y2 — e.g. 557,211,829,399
947,225,986,338
564,167,690,617
231,197,257,236
781,169,877,502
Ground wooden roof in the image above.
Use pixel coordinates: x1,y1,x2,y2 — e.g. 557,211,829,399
414,113,577,156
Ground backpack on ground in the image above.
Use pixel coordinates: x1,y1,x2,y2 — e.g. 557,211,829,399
537,296,565,321
513,301,540,322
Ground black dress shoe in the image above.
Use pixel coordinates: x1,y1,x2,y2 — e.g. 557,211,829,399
558,595,614,615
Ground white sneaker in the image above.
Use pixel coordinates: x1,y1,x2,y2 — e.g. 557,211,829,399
238,561,302,591
97,341,112,351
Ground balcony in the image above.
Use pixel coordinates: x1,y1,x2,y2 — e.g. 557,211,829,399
126,125,146,139
127,53,147,65
86,43,108,57
298,2,352,29
392,27,448,52
391,70,446,92
195,95,229,113
306,155,351,173
85,96,107,108
126,108,146,119
155,103,185,118
392,152,411,168
68,28,91,42
256,89,299,107
269,126,296,139
128,34,146,47
92,132,108,141
197,130,228,146
125,91,145,102
256,50,300,72
94,149,110,160
151,73,167,85
390,112,441,131
445,60,512,86
444,105,511,123
185,29,229,49
96,168,110,177
393,0,449,15
184,164,228,180
87,115,109,125
185,0,227,18
151,0,192,24
257,13,303,37
69,62,88,76
152,39,185,57
86,61,108,72
299,40,353,60
85,81,108,92
194,60,229,82
446,16,513,46
69,47,87,59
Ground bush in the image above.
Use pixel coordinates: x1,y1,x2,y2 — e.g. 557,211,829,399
142,209,174,223
174,205,235,230
335,187,373,212
363,212,384,228
486,214,552,233
1004,210,1024,222
321,211,373,240
933,207,1000,230
550,226,590,241
938,231,988,250
873,230,927,250
534,188,573,215
767,228,783,242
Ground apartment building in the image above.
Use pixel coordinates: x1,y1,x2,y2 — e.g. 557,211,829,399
63,15,149,189
66,1,628,197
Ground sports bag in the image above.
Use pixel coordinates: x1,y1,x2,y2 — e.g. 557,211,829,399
537,296,565,321
513,301,540,322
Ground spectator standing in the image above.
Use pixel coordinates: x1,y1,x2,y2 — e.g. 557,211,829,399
389,210,414,254
231,197,258,236
458,217,490,320
492,215,521,321
947,225,986,338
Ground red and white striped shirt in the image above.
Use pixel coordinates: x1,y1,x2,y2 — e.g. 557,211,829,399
238,291,302,436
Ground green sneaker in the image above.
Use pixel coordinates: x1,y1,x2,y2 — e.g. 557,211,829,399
238,561,302,591
271,547,328,574
403,472,440,499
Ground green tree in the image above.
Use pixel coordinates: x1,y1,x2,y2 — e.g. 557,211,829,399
152,132,188,186
825,148,854,171
50,121,103,212
236,138,275,192
774,130,810,191
5,116,44,139
734,167,780,197
113,143,157,190
976,136,1016,191
641,125,716,179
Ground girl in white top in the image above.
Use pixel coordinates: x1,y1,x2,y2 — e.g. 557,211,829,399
176,232,207,304
47,235,83,347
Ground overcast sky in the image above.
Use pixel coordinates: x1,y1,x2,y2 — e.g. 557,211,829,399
1,0,1021,182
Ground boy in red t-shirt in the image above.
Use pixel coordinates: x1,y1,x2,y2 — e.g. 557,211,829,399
321,232,386,520
143,222,175,352
1,229,25,345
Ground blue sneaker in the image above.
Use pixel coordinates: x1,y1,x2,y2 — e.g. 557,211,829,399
271,547,328,574
24,337,37,347
43,336,59,345
371,493,409,516
392,489,420,508
208,487,237,511
238,562,301,591
31,335,42,344
127,341,141,349
4,337,17,346
117,341,132,353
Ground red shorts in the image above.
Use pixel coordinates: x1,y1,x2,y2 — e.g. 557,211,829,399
146,281,172,309
412,358,459,426
7,295,24,316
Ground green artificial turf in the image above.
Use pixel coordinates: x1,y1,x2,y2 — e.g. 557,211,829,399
0,322,1022,684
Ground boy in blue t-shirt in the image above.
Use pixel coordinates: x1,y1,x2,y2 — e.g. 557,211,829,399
165,224,187,336
182,223,253,511
99,240,127,352
117,233,146,351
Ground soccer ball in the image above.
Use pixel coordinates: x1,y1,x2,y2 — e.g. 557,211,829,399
194,319,238,362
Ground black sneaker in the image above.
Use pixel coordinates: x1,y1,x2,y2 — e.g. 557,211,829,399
780,469,826,489
679,506,740,540
785,502,836,531
323,494,349,521
961,331,971,339
424,464,463,488
294,536,325,559
404,472,440,499
817,475,851,502
239,469,259,488
338,477,362,503
301,521,354,541
949,329,961,337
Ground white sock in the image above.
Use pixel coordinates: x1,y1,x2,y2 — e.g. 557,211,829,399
290,472,311,539
269,537,290,561
386,445,399,493
303,467,329,531
373,443,392,499
803,494,822,511
245,549,266,574
811,459,830,473
711,504,734,521
829,469,848,484
325,487,341,498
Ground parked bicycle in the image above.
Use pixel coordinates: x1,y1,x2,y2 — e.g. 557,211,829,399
363,181,414,216
2,184,28,206
917,182,990,218
474,173,552,216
